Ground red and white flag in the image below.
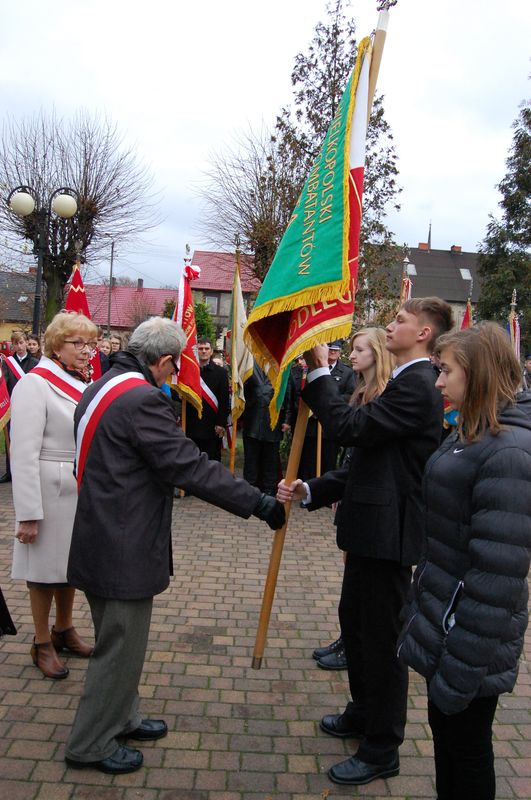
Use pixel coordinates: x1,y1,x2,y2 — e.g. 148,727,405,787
172,262,202,416
65,260,101,380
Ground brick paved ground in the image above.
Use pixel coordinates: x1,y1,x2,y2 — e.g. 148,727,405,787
0,469,529,800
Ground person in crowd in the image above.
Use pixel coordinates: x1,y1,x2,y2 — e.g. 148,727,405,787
523,352,531,390
10,312,97,679
313,328,394,672
99,338,112,357
26,333,42,360
109,334,122,353
185,336,230,461
241,362,284,496
278,297,453,786
1,330,39,483
398,322,531,800
63,317,285,775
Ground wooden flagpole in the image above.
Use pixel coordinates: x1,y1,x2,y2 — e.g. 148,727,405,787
251,401,310,669
251,9,390,670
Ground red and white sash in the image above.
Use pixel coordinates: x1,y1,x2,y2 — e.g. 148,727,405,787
5,356,26,382
75,371,147,490
200,378,219,413
30,356,86,403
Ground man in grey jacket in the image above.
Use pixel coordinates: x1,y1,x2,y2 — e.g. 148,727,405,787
64,317,284,775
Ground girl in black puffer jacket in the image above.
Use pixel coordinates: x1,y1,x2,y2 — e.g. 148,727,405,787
398,322,531,800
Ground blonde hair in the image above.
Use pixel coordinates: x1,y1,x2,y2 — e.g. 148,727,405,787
349,327,395,405
44,312,98,358
436,322,522,442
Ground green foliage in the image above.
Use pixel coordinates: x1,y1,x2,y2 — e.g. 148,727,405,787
194,300,216,342
162,297,176,318
162,296,216,342
477,101,531,354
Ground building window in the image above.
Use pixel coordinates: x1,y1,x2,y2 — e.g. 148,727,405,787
203,293,219,315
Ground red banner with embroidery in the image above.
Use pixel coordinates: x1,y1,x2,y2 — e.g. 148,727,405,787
0,359,10,432
172,264,202,416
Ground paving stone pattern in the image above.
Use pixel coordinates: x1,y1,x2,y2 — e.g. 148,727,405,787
0,475,529,800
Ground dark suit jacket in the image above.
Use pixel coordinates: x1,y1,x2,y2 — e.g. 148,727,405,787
303,361,443,566
186,360,230,440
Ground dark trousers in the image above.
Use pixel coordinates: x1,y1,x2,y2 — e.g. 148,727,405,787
243,435,280,496
339,554,411,764
190,435,222,462
428,693,498,800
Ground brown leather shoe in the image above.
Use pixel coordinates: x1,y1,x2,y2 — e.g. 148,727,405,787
51,626,93,658
31,639,69,679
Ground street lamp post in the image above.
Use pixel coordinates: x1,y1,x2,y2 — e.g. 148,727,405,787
7,185,79,334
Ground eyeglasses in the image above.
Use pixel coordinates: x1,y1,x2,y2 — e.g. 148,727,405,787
162,354,179,375
64,340,98,351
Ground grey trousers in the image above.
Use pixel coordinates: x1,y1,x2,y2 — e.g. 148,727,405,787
65,593,153,762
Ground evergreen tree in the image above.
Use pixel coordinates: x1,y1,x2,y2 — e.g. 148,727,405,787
477,100,531,354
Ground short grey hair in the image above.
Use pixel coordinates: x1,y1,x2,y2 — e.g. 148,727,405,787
127,317,186,365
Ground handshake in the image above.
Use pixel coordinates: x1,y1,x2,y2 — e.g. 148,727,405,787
252,479,309,531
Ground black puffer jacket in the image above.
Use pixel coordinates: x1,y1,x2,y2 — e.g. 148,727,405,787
398,392,531,715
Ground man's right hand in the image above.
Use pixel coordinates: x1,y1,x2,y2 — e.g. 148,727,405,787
277,479,308,504
253,494,286,530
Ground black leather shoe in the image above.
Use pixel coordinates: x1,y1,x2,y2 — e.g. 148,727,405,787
317,645,347,670
123,719,168,741
0,473,12,484
65,745,143,774
312,636,343,660
328,754,399,785
320,712,364,738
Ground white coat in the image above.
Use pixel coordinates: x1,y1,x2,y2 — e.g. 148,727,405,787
10,357,87,583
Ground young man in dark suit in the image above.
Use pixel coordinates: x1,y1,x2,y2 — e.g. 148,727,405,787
278,297,453,786
185,337,229,462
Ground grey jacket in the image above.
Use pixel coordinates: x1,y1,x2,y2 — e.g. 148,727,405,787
398,392,531,714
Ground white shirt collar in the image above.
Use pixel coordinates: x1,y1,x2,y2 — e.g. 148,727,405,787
392,357,430,380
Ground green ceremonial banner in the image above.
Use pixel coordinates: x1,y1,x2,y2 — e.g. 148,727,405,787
244,38,372,426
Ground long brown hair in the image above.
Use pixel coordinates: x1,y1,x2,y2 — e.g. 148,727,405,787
436,322,522,442
349,327,395,406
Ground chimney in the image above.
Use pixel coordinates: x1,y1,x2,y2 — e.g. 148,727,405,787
111,277,117,288
137,278,144,290
28,267,37,274
450,245,462,253
418,242,429,250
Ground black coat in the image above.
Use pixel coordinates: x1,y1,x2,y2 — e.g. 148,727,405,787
303,361,443,566
241,364,283,442
398,392,531,715
2,353,39,394
67,351,261,600
185,360,230,439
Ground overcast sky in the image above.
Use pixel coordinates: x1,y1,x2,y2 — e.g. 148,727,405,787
0,0,529,287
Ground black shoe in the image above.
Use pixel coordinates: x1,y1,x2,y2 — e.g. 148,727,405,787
320,712,364,738
123,719,168,741
328,753,399,785
317,645,347,670
0,473,11,484
312,636,343,660
65,745,143,774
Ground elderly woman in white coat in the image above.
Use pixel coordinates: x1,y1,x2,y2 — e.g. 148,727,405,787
11,312,97,679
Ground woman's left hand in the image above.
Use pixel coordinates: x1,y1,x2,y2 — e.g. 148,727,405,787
16,520,38,545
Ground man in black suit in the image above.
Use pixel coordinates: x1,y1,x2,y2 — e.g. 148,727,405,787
185,337,229,462
278,297,453,786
